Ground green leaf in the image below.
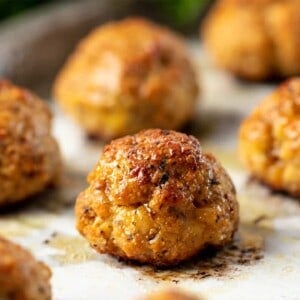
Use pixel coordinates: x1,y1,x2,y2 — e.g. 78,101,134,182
157,0,210,26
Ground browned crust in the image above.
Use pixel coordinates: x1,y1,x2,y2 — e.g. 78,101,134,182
0,79,61,206
201,0,300,80
54,18,199,139
239,77,300,196
142,289,201,300
76,129,238,266
0,236,51,300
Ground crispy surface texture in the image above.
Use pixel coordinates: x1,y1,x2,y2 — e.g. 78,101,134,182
142,289,201,300
0,79,61,206
54,18,198,139
239,77,300,196
201,0,300,80
0,236,51,300
76,129,238,266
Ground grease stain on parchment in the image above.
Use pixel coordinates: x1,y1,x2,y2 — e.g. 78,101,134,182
0,214,49,237
114,225,264,283
46,232,97,265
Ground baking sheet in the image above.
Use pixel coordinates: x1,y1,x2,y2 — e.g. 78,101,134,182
1,42,300,300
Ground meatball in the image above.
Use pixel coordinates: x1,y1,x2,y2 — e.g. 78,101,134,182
76,129,238,266
142,289,200,300
0,80,61,206
0,236,51,300
201,0,300,80
54,18,198,140
239,77,300,196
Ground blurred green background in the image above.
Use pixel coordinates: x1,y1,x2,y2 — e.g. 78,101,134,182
0,0,211,30
0,0,51,20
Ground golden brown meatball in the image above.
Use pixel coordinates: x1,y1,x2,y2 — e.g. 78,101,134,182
54,18,198,140
76,129,238,266
0,80,61,206
142,289,201,300
239,78,300,196
0,236,51,300
201,0,300,80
